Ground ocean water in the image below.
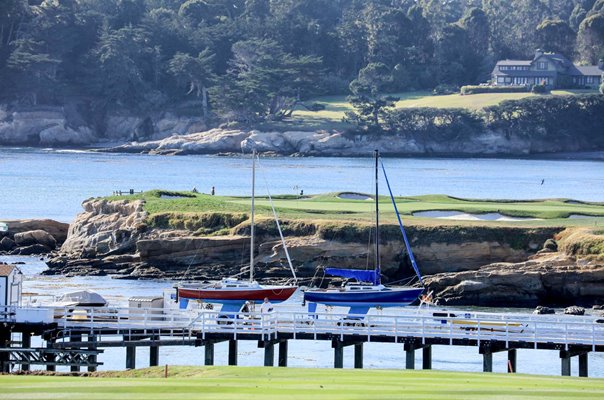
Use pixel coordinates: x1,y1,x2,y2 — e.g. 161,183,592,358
2,254,603,377
1,148,603,375
0,148,603,222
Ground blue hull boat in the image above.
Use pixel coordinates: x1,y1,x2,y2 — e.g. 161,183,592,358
303,150,425,316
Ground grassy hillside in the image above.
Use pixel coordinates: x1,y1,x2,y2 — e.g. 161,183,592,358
275,89,597,131
106,190,604,229
1,366,603,400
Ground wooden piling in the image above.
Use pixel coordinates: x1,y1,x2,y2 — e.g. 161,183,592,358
228,339,238,366
278,340,288,367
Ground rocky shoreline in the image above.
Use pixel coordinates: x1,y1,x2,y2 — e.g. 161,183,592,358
2,104,603,158
3,197,603,308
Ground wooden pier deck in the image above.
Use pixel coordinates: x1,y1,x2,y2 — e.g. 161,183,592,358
2,306,603,376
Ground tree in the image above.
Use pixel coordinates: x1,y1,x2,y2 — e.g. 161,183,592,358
345,62,398,133
577,13,604,63
168,49,216,117
536,19,577,57
213,39,322,123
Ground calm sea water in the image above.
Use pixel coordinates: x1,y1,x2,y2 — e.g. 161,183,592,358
1,148,603,375
0,148,603,222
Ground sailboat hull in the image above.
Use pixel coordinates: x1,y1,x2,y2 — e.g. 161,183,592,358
178,286,297,303
304,287,423,307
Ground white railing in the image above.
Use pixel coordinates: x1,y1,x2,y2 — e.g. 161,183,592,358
8,306,604,350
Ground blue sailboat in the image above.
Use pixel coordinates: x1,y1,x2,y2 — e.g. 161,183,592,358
303,150,424,316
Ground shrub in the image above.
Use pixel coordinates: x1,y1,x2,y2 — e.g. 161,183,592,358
432,84,459,95
460,85,529,95
531,84,548,94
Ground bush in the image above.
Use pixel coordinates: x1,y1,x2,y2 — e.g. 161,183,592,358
531,84,548,94
432,84,459,95
460,85,529,95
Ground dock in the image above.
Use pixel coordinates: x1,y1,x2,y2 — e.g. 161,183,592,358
1,305,603,376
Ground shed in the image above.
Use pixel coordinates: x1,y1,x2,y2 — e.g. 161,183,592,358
0,264,23,308
128,296,164,321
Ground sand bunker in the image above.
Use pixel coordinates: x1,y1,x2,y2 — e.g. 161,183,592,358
413,211,541,222
337,192,372,201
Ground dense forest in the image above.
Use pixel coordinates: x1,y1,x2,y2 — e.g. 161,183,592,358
1,0,603,125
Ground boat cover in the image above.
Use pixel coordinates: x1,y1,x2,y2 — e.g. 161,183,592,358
55,290,107,306
325,268,377,283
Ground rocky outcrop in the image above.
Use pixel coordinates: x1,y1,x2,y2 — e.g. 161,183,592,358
59,199,148,257
0,219,69,255
424,253,604,307
0,105,207,146
105,127,591,157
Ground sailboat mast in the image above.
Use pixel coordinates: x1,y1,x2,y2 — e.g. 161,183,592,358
374,149,380,285
250,149,256,282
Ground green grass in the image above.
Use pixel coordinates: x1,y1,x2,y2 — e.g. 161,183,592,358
1,367,603,400
108,190,604,229
271,89,599,131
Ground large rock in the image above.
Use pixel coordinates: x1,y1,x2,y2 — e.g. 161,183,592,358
0,237,16,251
16,244,51,255
60,199,148,257
424,253,604,307
137,235,251,267
13,229,57,249
6,219,69,244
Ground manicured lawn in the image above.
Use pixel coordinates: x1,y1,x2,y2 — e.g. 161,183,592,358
1,367,603,400
280,89,598,131
106,190,604,228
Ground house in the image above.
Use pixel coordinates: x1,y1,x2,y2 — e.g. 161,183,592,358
0,264,23,308
492,50,603,89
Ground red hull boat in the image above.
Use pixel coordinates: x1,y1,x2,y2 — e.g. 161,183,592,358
177,281,297,303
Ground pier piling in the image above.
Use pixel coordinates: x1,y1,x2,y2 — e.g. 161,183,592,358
278,340,288,367
21,333,31,372
507,349,517,373
482,351,493,373
149,335,159,367
422,345,432,370
0,329,9,373
126,345,136,369
333,340,344,369
228,339,238,366
263,341,275,367
354,343,363,369
70,334,82,372
204,342,215,366
579,353,589,377
88,335,97,372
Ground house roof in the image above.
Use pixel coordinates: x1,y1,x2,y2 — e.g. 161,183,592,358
0,264,16,276
496,60,533,66
536,53,573,68
493,70,557,77
573,65,604,76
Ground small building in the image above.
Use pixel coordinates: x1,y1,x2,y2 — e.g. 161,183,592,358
0,264,23,308
492,50,604,89
128,296,164,321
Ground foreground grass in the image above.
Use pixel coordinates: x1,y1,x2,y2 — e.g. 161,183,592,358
281,89,598,131
1,367,603,400
107,190,604,228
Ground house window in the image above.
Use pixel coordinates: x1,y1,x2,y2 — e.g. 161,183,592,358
586,76,595,84
497,77,505,84
537,61,547,70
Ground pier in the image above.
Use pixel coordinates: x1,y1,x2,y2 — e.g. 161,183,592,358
1,305,603,376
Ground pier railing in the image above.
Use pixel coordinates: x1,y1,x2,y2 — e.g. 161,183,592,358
23,306,604,350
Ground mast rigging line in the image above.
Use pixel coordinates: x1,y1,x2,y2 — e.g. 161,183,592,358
379,158,424,286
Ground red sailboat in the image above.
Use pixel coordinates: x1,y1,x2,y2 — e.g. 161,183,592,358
175,150,297,309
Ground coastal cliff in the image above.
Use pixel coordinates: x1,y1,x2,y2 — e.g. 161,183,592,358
41,198,603,308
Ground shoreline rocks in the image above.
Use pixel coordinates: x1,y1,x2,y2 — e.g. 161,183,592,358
0,219,68,256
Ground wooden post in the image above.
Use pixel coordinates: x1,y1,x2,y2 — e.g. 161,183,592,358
507,349,517,373
149,337,159,367
70,333,82,372
21,333,31,372
561,355,571,376
404,344,415,370
333,341,344,369
204,342,214,366
422,345,432,370
354,343,363,369
88,334,97,372
482,351,493,373
45,340,56,372
278,340,288,367
264,341,274,367
126,345,136,370
228,340,238,366
579,353,588,378
0,329,10,373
